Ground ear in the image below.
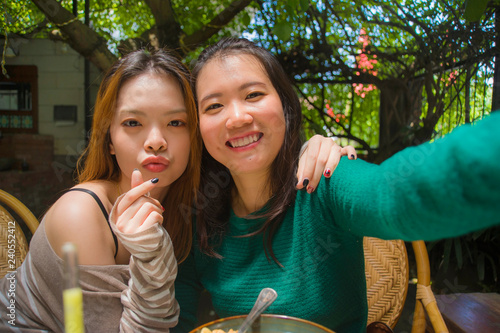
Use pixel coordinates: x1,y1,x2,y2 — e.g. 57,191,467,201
109,141,116,155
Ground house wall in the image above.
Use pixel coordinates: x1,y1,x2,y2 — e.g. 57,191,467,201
3,38,101,158
0,38,102,217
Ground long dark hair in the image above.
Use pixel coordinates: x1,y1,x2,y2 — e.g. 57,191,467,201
192,38,303,264
77,48,201,263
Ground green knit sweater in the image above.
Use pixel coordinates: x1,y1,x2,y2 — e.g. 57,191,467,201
174,112,500,333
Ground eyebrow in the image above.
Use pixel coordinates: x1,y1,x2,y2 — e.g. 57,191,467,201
117,109,187,116
199,81,267,105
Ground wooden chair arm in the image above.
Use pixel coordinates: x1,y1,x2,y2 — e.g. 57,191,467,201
0,189,39,234
411,241,448,333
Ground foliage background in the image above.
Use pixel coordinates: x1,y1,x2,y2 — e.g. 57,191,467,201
2,0,499,292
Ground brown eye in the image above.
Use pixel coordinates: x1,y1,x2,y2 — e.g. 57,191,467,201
247,92,264,99
122,120,141,127
169,120,186,127
205,103,223,112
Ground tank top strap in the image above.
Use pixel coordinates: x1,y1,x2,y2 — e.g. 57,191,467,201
65,188,118,258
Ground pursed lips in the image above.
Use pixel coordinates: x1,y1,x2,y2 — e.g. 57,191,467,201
227,133,263,148
142,156,169,172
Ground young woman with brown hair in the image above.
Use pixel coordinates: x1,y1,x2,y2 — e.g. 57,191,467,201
0,48,200,332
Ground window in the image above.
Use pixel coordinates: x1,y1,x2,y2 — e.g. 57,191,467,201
0,65,38,133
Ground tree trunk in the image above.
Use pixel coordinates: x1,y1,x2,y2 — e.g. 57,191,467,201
375,78,424,163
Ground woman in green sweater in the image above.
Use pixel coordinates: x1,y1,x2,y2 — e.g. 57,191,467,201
173,37,500,333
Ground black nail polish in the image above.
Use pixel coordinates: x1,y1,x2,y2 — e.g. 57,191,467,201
302,178,309,187
151,178,159,183
351,154,355,159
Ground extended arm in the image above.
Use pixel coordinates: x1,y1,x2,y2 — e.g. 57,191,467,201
327,112,500,240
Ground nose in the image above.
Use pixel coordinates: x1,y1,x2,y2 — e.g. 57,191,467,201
225,102,253,129
144,127,167,153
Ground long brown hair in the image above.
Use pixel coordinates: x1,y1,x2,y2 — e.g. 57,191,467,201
76,49,201,263
192,38,303,264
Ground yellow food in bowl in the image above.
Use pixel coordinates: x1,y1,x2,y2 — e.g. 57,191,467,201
200,329,238,333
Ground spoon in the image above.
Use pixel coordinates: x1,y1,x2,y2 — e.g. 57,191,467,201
237,288,278,333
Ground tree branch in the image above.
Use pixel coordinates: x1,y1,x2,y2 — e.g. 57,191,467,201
182,0,253,50
32,0,117,72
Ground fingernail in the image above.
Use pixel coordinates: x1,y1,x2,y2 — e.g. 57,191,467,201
151,178,159,183
307,186,315,194
302,178,309,187
134,168,139,171
324,168,332,177
161,205,165,211
350,154,355,159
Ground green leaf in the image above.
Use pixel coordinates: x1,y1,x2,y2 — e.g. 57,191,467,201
299,0,310,11
273,21,293,42
454,238,463,269
287,0,300,14
471,229,485,240
477,253,485,281
242,12,251,27
464,0,489,22
485,254,498,283
442,239,452,272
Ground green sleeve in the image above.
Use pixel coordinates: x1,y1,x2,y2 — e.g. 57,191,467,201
327,112,500,240
173,250,203,333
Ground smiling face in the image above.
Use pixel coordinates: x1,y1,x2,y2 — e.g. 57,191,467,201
196,54,286,178
109,72,191,193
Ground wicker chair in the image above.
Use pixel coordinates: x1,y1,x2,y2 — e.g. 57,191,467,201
364,237,448,332
0,189,39,278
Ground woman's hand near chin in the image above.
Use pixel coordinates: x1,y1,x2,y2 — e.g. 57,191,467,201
114,169,164,234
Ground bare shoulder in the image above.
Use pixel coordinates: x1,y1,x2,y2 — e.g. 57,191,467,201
44,181,117,265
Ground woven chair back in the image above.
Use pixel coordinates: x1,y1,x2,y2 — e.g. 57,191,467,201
0,190,39,279
364,237,409,328
0,206,31,278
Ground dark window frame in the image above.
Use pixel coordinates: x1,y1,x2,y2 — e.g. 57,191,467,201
0,65,38,134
